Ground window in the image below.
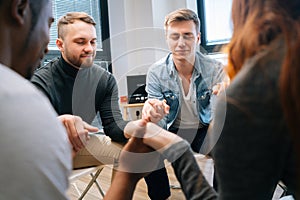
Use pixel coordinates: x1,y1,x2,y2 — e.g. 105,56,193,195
197,0,233,53
44,0,111,71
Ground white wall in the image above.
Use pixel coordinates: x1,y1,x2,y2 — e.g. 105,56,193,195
108,0,198,97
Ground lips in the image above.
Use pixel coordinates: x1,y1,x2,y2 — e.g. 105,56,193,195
175,49,189,52
81,54,93,58
175,50,189,55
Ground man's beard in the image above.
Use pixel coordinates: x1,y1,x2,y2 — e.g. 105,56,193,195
79,56,95,68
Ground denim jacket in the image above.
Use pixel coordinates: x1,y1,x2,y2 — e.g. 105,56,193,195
146,52,225,129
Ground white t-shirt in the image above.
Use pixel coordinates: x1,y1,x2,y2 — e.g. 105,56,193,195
0,64,72,199
173,76,200,129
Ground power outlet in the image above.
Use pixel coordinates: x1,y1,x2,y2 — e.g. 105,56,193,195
128,107,143,120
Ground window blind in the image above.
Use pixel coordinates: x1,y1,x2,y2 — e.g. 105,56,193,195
49,0,102,50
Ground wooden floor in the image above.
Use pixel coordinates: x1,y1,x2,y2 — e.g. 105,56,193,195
67,154,214,200
67,154,286,200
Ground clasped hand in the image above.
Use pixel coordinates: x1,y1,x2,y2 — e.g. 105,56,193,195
142,99,170,123
57,114,98,155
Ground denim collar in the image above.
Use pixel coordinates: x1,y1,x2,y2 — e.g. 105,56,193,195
166,52,202,78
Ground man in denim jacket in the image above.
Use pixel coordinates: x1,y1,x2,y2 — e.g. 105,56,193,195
146,8,225,152
143,8,225,199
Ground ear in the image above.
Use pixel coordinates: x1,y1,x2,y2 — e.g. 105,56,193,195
197,32,201,45
11,0,29,25
56,38,64,51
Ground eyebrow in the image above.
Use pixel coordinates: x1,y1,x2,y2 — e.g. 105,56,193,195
169,32,194,36
73,38,97,41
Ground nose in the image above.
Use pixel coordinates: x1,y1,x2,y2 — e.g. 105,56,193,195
177,36,186,47
84,43,94,52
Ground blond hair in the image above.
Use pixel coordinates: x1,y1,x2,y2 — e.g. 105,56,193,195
57,12,96,38
164,8,200,33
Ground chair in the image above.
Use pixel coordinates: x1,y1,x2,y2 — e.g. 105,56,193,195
69,165,106,199
278,181,289,198
69,130,121,199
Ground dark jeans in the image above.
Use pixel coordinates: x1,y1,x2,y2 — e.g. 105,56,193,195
144,166,170,200
144,125,208,199
169,125,208,153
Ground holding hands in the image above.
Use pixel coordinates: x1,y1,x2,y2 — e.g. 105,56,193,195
142,99,170,123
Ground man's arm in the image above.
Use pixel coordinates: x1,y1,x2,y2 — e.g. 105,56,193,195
142,122,217,199
58,114,99,154
97,74,128,142
142,99,169,123
163,141,218,200
145,69,168,128
104,136,152,200
31,73,99,153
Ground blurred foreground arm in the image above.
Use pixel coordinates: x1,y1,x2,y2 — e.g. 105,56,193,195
105,120,217,200
104,132,154,200
212,77,230,95
142,123,217,199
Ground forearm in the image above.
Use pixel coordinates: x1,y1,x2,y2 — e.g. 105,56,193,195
97,73,128,142
157,117,167,129
104,171,139,200
99,96,128,142
143,122,182,151
163,141,217,200
102,118,128,142
105,137,152,200
142,123,217,199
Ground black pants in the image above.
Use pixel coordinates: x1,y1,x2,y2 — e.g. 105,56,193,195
169,125,208,153
144,126,208,199
144,166,171,200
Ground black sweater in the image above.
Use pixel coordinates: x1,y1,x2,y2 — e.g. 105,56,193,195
31,56,128,142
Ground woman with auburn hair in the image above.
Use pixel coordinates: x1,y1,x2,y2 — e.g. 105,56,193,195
227,0,300,195
211,0,300,198
104,0,300,199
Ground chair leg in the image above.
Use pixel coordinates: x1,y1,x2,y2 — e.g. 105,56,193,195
92,173,105,197
78,166,105,200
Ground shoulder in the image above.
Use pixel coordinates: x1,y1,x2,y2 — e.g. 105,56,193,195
226,41,284,102
0,64,65,134
0,65,71,193
31,57,60,82
36,57,60,74
0,64,66,136
90,64,117,88
91,64,112,78
196,52,223,70
1,64,41,96
148,54,171,72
